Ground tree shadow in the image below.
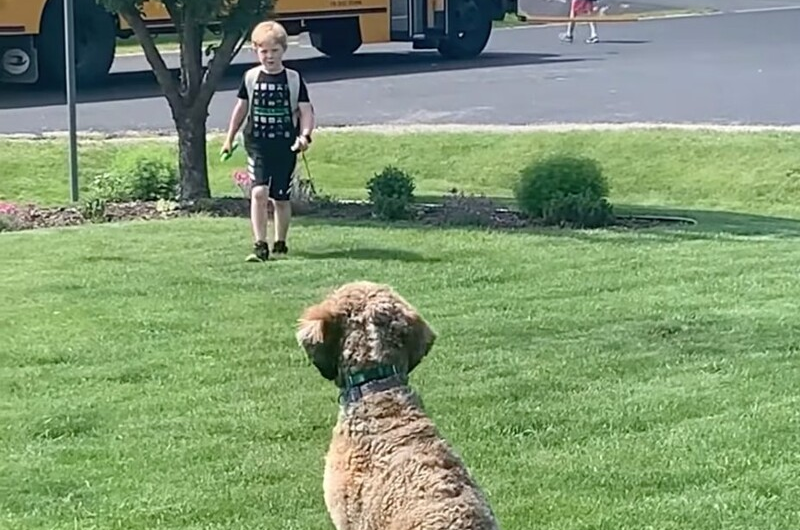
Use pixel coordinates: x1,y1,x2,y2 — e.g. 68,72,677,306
414,194,800,238
294,246,439,263
0,51,592,110
621,205,800,239
525,206,800,244
293,198,800,244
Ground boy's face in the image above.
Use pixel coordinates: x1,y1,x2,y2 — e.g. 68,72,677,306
254,40,285,70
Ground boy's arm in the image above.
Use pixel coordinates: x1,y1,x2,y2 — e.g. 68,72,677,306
225,97,248,146
297,75,315,140
224,78,249,147
298,101,315,140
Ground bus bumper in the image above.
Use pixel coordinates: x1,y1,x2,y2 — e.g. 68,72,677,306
0,35,38,84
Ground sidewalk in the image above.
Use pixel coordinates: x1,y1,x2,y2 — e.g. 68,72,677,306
516,0,717,21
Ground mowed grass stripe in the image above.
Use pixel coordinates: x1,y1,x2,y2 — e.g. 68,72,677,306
2,211,800,528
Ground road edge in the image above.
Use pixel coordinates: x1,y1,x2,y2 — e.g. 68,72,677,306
2,122,800,142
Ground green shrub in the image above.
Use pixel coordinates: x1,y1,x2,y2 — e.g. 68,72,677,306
87,156,178,202
514,154,614,228
541,190,615,228
0,202,22,232
126,158,179,201
87,170,132,202
79,197,108,223
366,165,416,220
0,214,17,232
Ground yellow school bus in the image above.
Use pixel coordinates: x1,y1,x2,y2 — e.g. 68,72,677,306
0,0,517,86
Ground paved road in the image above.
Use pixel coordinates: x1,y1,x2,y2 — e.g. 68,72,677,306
1,8,799,133
517,0,800,17
611,0,800,12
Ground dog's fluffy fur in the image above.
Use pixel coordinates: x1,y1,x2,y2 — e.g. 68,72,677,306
296,281,499,530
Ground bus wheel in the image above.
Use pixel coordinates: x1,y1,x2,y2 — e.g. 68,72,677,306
437,0,492,59
37,0,117,87
310,18,362,59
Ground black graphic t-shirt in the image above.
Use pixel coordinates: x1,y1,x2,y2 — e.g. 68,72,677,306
237,68,310,152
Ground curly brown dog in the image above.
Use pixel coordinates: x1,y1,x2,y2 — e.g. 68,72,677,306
296,281,500,530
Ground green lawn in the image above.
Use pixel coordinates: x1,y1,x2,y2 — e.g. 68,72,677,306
2,129,800,529
3,216,800,529
3,129,800,218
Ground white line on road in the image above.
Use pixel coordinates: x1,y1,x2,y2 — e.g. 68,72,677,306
732,5,800,13
637,10,721,20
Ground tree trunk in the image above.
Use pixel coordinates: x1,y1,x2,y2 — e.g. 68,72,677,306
176,114,210,201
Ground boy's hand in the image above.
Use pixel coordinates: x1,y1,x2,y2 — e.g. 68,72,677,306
221,138,234,155
220,138,238,162
291,134,310,153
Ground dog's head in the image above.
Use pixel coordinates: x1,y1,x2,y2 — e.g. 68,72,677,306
295,281,436,386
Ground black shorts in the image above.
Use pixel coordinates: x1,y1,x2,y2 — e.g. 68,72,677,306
246,150,297,201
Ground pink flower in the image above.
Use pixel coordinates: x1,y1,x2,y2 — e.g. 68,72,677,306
231,169,253,198
0,202,20,216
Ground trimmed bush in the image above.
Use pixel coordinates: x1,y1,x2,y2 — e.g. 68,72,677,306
514,154,615,228
541,190,615,228
366,165,416,221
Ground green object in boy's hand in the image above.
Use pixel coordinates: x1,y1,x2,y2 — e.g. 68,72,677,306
220,142,238,162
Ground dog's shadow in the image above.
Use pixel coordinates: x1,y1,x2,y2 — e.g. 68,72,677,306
295,247,439,263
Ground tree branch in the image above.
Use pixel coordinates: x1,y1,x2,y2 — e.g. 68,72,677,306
162,0,206,103
181,19,206,102
194,27,244,113
118,5,182,113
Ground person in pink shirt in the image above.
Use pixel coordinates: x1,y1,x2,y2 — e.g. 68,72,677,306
559,0,600,43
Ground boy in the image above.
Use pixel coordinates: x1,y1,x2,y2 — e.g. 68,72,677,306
221,20,315,262
559,0,600,44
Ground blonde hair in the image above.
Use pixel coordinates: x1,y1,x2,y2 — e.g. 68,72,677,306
250,20,289,50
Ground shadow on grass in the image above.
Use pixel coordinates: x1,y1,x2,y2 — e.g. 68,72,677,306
294,247,439,263
414,194,800,238
618,205,800,239
296,197,800,243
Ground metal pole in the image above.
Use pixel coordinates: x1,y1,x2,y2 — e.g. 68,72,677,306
64,0,79,202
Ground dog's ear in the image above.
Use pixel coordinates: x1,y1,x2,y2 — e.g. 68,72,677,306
296,301,342,381
403,308,436,374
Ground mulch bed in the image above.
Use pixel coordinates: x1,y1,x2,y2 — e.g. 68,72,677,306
0,195,694,233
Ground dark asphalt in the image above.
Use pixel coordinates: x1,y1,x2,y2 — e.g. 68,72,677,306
0,8,798,133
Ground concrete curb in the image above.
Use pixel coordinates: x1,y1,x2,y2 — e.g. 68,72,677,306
2,122,800,142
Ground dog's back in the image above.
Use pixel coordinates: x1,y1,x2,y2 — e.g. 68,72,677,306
296,282,499,530
324,387,499,530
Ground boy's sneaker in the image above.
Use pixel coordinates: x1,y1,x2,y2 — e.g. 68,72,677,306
559,32,573,42
272,240,289,255
246,240,270,262
586,36,599,44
